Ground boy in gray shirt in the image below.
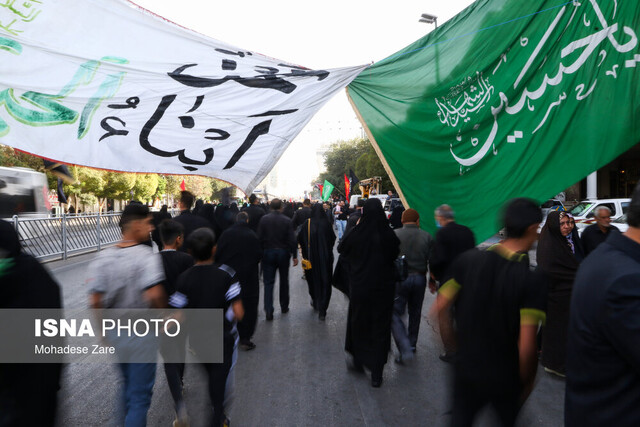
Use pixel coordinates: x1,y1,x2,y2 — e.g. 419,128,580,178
87,203,165,426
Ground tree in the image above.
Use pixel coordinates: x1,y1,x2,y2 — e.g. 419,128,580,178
132,174,159,204
313,137,395,196
184,175,213,201
153,175,167,202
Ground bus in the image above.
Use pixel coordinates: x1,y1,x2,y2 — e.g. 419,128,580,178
0,166,50,218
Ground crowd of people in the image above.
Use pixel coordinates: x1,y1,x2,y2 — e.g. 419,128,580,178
2,185,640,426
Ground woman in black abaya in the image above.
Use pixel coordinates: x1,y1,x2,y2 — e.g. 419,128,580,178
297,204,336,320
536,210,581,377
338,198,400,387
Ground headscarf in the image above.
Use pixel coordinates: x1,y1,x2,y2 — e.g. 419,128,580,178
537,211,580,283
389,205,405,229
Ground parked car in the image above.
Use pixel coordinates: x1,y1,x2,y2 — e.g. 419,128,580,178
611,213,629,233
569,198,630,233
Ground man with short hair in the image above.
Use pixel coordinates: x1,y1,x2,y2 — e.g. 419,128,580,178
292,198,312,231
257,199,298,320
565,183,640,426
580,205,620,256
431,204,476,362
391,209,433,363
245,194,266,233
174,191,211,253
158,219,193,425
87,203,166,427
174,228,244,427
437,198,546,426
216,212,262,350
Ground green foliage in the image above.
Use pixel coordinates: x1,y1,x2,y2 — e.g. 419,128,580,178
100,171,136,200
132,174,159,203
154,175,167,200
184,175,213,201
313,137,395,195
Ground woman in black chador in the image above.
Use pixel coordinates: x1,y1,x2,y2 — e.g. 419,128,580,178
338,198,400,387
297,203,336,320
537,210,581,377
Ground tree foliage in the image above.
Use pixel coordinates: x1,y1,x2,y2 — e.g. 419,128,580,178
313,137,395,196
0,145,243,208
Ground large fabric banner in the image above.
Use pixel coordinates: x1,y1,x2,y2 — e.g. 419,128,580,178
0,0,365,193
348,0,640,241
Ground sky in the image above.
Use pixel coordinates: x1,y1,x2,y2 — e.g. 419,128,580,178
133,0,476,197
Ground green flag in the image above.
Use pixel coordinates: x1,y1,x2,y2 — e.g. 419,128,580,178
348,0,640,241
322,180,335,202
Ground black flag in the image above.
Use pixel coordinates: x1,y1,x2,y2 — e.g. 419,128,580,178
349,169,359,187
43,160,75,184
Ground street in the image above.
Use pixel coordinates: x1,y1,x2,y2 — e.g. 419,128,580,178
48,250,564,427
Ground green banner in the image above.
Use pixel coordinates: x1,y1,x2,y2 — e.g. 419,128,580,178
348,0,640,241
322,179,335,202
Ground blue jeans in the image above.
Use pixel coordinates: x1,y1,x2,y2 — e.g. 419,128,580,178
391,274,427,357
336,219,347,240
262,248,291,314
118,363,156,427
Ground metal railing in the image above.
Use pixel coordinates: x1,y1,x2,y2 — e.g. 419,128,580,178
11,212,123,261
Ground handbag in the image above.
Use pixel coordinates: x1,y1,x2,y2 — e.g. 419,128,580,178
394,255,408,282
302,219,312,270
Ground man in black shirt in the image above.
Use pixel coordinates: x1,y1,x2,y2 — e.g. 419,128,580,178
430,204,476,362
436,199,546,426
216,212,262,350
580,205,620,256
292,198,312,231
174,191,211,253
257,199,298,320
157,219,193,426
566,185,640,426
430,204,476,285
245,194,266,233
174,228,243,427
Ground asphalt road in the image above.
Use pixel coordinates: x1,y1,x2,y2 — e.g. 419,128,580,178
47,249,564,427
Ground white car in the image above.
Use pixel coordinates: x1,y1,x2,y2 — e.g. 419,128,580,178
612,214,629,233
569,198,630,233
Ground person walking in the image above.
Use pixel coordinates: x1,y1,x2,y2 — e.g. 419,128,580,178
537,210,581,377
431,204,476,362
335,201,348,241
292,198,312,231
339,198,400,387
391,209,433,363
173,228,244,427
216,212,263,350
174,191,211,253
565,183,640,426
257,198,298,320
298,204,336,320
436,198,546,426
157,219,193,426
244,194,266,233
87,204,166,427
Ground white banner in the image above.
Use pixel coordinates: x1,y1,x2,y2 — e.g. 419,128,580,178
0,0,365,193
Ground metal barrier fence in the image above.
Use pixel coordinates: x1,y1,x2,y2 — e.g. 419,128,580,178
11,212,123,261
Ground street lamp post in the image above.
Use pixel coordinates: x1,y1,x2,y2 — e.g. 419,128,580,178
419,13,438,28
419,13,440,84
